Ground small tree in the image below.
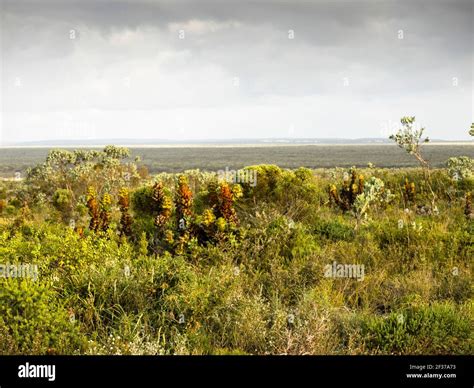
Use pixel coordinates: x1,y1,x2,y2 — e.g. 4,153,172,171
26,146,141,211
469,123,474,137
389,116,436,206
389,116,430,168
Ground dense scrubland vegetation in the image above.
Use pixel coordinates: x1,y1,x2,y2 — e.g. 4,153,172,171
0,120,473,355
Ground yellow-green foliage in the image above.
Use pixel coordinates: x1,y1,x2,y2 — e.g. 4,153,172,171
0,164,472,355
0,279,85,354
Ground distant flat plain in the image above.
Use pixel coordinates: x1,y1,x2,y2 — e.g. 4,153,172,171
0,143,472,177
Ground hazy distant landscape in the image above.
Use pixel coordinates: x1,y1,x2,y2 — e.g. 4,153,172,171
1,143,472,177
1,0,472,364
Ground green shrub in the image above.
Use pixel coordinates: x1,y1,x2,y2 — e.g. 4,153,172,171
241,164,283,199
314,218,355,241
52,189,72,212
131,185,158,214
0,279,85,354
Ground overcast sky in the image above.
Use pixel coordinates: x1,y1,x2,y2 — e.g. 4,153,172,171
0,0,472,143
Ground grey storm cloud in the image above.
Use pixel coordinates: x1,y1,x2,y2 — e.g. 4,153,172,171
0,0,472,142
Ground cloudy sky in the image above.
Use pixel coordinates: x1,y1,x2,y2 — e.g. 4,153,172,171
0,0,472,144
